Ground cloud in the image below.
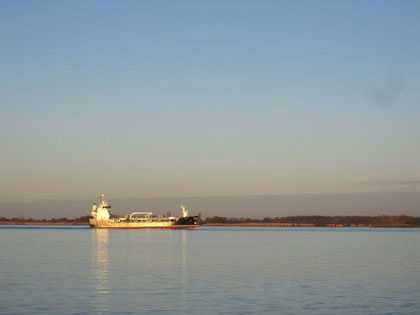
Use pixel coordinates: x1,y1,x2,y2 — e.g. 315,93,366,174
358,179,420,192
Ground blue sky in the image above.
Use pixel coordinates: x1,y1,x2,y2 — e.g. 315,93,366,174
1,1,419,214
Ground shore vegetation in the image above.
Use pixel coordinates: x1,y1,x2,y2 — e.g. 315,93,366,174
1,215,419,227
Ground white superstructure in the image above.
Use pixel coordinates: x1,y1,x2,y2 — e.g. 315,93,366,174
91,194,111,222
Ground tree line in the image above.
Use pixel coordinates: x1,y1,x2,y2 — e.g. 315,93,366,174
0,215,90,223
201,215,420,226
1,214,419,226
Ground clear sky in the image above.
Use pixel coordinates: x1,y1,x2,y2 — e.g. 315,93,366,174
0,1,419,216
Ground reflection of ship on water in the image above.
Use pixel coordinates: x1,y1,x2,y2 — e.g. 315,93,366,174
89,224,193,313
89,194,199,229
90,229,109,313
181,230,188,313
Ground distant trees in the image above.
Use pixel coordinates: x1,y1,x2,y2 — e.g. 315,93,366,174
406,216,420,225
1,214,419,226
0,215,90,223
202,215,420,226
73,215,90,222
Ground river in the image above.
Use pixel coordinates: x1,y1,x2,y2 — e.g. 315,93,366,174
0,226,419,314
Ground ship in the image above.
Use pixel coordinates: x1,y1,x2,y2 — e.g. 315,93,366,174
89,194,199,229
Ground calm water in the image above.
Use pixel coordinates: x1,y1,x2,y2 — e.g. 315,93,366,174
0,226,419,314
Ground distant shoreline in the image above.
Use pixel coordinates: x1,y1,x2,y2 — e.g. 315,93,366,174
1,222,419,228
203,223,420,228
2,214,420,227
0,221,88,225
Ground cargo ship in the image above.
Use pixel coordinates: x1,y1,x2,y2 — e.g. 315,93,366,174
89,194,199,229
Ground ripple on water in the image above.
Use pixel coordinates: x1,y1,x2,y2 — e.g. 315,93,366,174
0,226,419,314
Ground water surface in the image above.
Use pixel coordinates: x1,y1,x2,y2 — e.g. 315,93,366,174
0,226,419,314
